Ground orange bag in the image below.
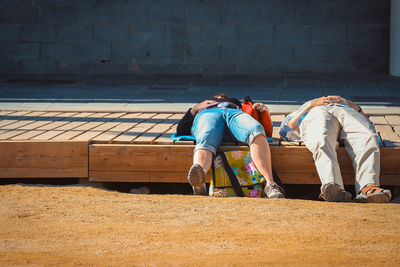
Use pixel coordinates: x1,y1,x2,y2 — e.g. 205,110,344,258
242,96,273,138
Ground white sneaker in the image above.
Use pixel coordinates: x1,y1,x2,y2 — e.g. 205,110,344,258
264,182,285,198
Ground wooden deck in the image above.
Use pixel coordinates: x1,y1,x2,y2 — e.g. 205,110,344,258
0,110,399,185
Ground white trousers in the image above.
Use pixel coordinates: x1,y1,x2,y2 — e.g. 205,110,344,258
300,105,380,193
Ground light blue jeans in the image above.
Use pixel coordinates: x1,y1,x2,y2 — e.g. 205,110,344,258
191,107,266,154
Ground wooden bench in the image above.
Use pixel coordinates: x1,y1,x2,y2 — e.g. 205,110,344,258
0,110,399,186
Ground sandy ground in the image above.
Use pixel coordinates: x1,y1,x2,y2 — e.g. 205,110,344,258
0,184,399,266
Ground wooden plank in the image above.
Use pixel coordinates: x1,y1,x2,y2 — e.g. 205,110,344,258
89,141,400,184
132,123,172,144
0,111,35,128
72,122,124,141
70,112,131,141
0,111,45,129
13,112,63,130
0,111,48,139
270,146,351,174
51,113,105,140
90,113,142,143
36,112,115,141
0,112,63,140
89,144,194,173
270,114,284,146
0,167,88,178
142,113,183,144
32,112,80,130
30,112,91,140
8,112,76,141
385,115,400,126
27,112,80,140
375,125,400,147
380,147,400,175
111,113,158,143
394,126,400,137
133,113,175,144
0,110,15,116
0,141,88,178
67,112,112,133
152,125,177,145
149,171,188,183
369,115,388,125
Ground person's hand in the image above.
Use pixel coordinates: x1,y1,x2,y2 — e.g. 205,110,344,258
309,96,330,108
253,102,269,113
327,95,346,105
327,95,360,111
190,100,217,115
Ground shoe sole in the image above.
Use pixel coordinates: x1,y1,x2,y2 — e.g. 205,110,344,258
268,193,285,199
322,183,352,202
188,164,207,196
355,192,390,203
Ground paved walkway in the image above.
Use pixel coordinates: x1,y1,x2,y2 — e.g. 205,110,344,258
0,73,400,114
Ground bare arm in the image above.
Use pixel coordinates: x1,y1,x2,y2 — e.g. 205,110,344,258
190,100,217,116
287,97,330,132
327,95,368,119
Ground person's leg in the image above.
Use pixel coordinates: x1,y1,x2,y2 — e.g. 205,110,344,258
301,106,342,186
193,149,213,174
249,134,273,182
225,109,284,198
191,109,225,155
333,106,380,192
300,106,351,202
189,109,225,195
332,106,390,202
250,134,285,198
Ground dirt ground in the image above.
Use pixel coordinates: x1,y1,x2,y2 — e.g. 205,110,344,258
0,184,399,266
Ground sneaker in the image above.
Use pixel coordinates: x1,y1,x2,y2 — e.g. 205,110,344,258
264,182,285,198
355,184,391,203
187,164,207,196
320,183,352,202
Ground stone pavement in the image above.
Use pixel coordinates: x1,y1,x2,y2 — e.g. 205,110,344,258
0,73,399,114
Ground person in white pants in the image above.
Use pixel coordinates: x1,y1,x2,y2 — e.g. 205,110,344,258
279,95,391,203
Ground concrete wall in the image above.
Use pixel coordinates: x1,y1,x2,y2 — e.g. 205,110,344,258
0,0,390,74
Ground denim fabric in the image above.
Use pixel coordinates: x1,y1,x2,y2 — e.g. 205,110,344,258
191,107,266,154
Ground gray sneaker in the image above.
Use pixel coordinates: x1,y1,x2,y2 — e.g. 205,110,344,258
355,184,391,203
187,164,207,196
320,183,352,202
264,182,285,198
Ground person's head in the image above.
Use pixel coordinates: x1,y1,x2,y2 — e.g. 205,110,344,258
213,93,228,100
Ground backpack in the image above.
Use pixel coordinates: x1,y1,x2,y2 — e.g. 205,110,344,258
242,96,273,138
210,150,265,197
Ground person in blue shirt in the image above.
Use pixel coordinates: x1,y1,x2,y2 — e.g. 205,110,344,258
279,95,391,203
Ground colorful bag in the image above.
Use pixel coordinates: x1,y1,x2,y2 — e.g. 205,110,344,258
210,150,266,198
242,96,273,138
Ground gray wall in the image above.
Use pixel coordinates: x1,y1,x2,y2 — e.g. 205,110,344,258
0,0,390,74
